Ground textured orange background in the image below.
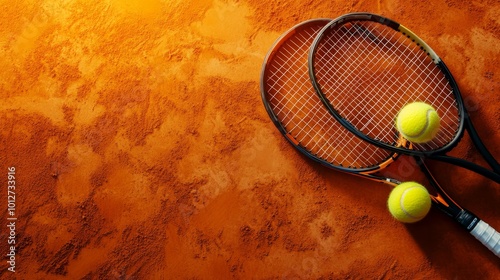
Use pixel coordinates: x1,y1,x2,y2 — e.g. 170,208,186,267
0,0,499,279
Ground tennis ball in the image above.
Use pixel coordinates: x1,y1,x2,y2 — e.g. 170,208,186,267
395,102,440,143
387,182,431,223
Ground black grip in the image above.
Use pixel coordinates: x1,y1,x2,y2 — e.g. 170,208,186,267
455,210,480,232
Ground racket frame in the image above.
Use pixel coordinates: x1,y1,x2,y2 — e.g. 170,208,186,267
308,12,500,180
260,18,399,177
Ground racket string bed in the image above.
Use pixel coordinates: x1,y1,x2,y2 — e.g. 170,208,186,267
268,59,389,167
313,21,460,151
262,20,394,170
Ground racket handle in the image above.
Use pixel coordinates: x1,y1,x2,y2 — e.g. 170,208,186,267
470,220,500,257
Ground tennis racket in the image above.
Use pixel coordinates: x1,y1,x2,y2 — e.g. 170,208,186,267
308,13,500,182
261,18,500,257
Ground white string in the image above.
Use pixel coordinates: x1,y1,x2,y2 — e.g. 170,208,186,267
312,21,459,151
264,22,392,168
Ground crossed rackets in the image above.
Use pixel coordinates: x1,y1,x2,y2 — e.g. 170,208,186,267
260,13,499,258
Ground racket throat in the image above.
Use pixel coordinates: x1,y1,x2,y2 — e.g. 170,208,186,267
431,194,449,208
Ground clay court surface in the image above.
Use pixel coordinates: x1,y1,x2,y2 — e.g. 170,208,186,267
0,0,499,279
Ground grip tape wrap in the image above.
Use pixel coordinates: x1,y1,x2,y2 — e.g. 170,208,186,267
470,220,500,257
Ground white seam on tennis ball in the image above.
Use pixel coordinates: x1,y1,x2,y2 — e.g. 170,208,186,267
400,186,424,220
400,109,433,138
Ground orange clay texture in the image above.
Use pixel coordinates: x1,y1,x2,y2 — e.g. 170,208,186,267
0,0,499,279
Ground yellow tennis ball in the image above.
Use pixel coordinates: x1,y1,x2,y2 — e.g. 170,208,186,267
395,102,440,143
387,182,431,223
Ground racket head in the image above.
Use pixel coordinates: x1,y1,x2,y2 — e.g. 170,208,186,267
261,18,396,174
308,13,466,157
